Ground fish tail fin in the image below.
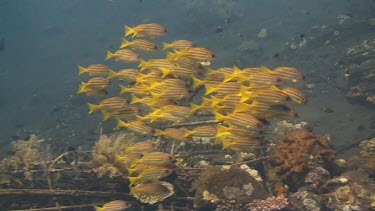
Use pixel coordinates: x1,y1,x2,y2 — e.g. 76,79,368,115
261,66,273,73
215,112,226,121
233,103,249,113
205,68,215,75
153,128,163,136
159,68,171,78
115,119,127,129
120,37,129,48
119,85,128,94
130,94,141,104
221,139,231,150
162,42,170,50
216,125,228,135
124,25,135,37
87,103,100,114
129,186,136,195
210,96,221,107
127,168,136,175
76,82,86,94
101,110,111,121
223,72,234,83
165,51,176,61
204,84,216,95
107,69,118,79
128,176,138,186
189,103,200,113
105,50,114,60
191,77,203,89
94,206,104,211
77,65,87,75
138,58,147,71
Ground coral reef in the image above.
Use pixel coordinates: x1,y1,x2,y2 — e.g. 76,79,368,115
193,165,268,209
337,39,375,106
268,130,335,190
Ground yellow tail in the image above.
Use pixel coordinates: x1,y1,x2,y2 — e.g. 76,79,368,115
107,69,118,79
223,72,235,83
87,103,100,114
153,129,163,136
77,65,87,75
130,94,141,104
189,103,200,113
162,42,170,50
221,139,232,150
76,82,87,94
191,77,203,89
205,68,215,76
94,206,104,211
119,85,128,94
159,67,171,78
216,125,229,135
204,84,216,95
115,119,127,129
215,112,226,121
120,37,129,48
260,66,273,73
138,58,147,71
129,186,136,195
124,25,135,37
233,103,250,113
101,110,111,121
105,50,114,60
128,176,139,186
165,51,176,61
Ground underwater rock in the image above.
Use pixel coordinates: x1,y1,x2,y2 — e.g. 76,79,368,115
288,190,321,211
359,137,375,158
337,39,375,106
268,130,335,191
193,165,268,209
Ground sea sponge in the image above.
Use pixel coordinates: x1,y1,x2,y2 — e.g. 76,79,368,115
269,130,335,189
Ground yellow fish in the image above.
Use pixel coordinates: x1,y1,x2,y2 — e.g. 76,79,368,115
105,49,139,63
78,64,111,76
129,183,170,195
125,141,157,154
94,200,132,211
124,23,167,38
127,167,172,185
120,38,158,52
163,40,195,50
87,97,129,114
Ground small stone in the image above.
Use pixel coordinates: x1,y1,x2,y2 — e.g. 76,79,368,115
306,83,315,89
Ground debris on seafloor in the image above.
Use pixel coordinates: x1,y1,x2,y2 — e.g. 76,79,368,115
247,195,288,211
257,28,268,38
131,181,174,204
336,39,375,106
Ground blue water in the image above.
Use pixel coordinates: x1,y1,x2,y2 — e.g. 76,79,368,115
0,0,374,154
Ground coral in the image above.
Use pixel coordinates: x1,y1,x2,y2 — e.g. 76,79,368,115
91,132,137,178
304,167,330,191
131,181,174,204
247,195,288,211
193,165,268,209
289,190,321,211
269,120,309,141
240,164,263,182
0,135,45,182
359,137,375,158
269,130,335,189
337,39,375,106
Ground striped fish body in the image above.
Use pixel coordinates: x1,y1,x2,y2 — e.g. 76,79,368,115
273,67,305,83
175,47,216,62
107,69,139,81
154,128,191,141
99,97,129,110
106,49,139,63
131,152,174,167
84,88,107,96
120,38,158,52
125,141,156,154
116,120,154,135
173,56,203,70
282,87,307,104
163,39,195,50
78,64,110,76
101,107,140,121
128,167,172,185
129,183,170,195
84,77,110,90
184,125,217,137
139,58,176,71
216,112,263,129
222,137,261,151
205,82,240,95
242,89,291,104
119,84,149,95
125,23,167,38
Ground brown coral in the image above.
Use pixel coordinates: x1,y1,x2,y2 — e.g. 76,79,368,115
270,130,335,184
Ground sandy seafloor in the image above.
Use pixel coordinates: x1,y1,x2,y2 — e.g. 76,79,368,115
0,0,374,158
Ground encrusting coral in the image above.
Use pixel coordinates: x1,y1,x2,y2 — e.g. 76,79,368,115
268,130,335,190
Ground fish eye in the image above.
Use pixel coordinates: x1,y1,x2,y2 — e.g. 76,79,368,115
286,96,291,101
164,29,167,32
212,54,216,58
302,76,306,80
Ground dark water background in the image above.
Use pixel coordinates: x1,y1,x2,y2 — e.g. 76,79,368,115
0,0,374,156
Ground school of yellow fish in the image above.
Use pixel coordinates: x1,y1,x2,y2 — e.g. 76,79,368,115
77,22,307,198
